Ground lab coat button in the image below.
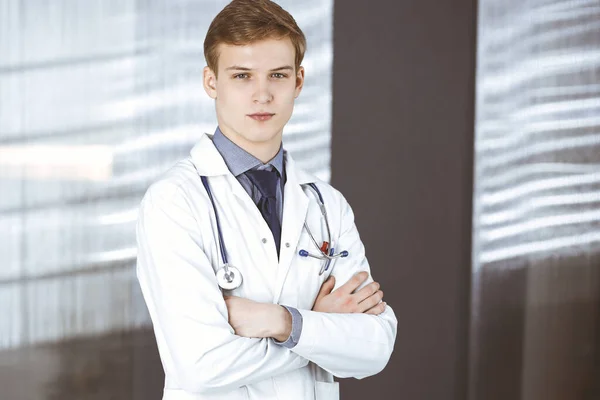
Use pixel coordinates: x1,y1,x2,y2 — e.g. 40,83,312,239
262,238,267,244
285,242,290,248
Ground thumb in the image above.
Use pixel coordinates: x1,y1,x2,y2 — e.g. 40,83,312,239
316,275,335,300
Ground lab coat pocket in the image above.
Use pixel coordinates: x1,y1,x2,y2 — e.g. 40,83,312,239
314,381,340,400
296,229,335,277
293,241,331,309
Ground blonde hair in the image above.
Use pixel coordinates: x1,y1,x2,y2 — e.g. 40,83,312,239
204,0,306,75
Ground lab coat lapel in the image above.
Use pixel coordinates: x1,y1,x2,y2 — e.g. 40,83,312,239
189,133,230,176
273,154,312,304
191,133,269,216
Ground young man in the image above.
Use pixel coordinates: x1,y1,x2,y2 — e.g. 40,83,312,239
136,1,397,399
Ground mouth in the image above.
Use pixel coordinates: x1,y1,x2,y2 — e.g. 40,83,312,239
248,113,275,122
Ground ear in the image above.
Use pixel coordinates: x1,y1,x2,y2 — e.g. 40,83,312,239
203,66,218,99
294,66,305,98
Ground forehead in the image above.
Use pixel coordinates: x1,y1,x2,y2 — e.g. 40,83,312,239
217,37,295,71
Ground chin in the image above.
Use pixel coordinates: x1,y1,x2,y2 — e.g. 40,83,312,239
245,129,282,144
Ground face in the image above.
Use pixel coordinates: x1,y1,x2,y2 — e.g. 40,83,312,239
203,37,304,158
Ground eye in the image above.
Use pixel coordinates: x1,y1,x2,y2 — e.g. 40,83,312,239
271,73,287,79
233,73,249,79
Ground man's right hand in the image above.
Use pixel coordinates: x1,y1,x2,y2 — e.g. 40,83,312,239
312,271,386,315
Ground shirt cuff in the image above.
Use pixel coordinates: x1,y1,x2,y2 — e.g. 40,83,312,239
274,305,303,349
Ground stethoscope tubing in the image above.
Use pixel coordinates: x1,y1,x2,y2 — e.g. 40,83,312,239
299,183,348,261
196,166,349,287
200,176,230,268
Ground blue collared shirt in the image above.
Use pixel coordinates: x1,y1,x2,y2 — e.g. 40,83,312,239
212,127,285,222
211,127,303,349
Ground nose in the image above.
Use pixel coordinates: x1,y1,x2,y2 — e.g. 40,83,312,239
253,79,273,104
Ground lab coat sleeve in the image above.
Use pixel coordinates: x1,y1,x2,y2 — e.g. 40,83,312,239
290,191,398,379
135,182,309,394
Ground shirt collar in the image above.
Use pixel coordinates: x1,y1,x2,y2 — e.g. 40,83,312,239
212,127,284,177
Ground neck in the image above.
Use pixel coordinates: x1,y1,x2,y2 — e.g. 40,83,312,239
219,127,282,164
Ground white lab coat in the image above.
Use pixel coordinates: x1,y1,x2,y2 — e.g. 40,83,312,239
136,133,397,400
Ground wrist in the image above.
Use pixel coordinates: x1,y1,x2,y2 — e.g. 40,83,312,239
271,305,292,341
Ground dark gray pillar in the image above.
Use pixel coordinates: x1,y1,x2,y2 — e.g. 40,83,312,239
331,1,477,399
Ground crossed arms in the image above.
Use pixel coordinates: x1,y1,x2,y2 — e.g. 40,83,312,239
136,184,398,394
225,272,387,343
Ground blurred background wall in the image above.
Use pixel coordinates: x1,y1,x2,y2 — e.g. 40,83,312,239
470,1,600,399
332,0,599,399
0,0,332,350
331,1,475,399
1,0,600,399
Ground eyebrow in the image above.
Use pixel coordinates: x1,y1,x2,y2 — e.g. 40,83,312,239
224,65,294,72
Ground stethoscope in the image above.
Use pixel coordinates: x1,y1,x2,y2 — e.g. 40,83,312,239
199,175,349,290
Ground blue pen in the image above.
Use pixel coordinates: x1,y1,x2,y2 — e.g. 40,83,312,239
324,247,335,272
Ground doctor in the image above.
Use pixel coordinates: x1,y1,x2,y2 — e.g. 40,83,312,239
136,1,397,399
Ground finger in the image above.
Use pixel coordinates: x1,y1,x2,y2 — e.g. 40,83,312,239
338,271,369,295
364,303,385,315
354,281,380,303
315,275,335,301
357,290,384,313
364,302,386,315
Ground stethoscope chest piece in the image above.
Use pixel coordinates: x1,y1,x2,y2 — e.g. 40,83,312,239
216,264,243,290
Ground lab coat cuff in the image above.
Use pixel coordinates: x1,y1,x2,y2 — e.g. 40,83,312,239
273,306,303,349
288,309,318,357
